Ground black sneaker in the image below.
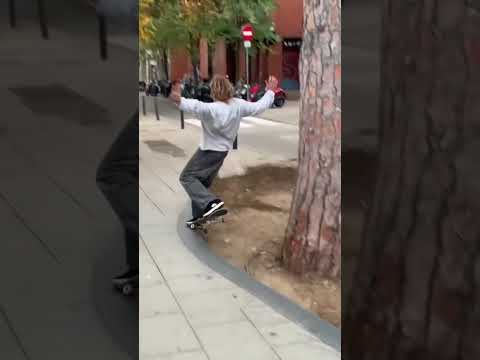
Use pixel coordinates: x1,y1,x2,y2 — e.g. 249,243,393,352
112,268,138,286
202,200,224,217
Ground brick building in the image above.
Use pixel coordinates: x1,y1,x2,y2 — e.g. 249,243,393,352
168,0,303,90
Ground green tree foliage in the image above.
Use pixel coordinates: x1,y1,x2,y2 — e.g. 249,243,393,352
214,0,280,50
140,0,280,79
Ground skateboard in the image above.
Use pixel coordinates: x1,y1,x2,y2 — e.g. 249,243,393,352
187,208,228,233
113,276,139,296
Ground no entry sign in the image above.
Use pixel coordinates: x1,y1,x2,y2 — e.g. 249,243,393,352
241,24,254,42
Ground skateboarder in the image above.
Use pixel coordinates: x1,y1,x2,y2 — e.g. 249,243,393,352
96,111,139,289
94,1,139,291
169,74,279,226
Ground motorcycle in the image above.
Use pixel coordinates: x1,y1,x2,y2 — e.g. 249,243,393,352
234,81,286,108
197,80,214,102
145,81,160,96
181,78,213,102
158,79,172,98
250,83,286,108
234,80,249,100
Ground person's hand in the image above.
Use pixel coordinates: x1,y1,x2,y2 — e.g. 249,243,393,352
265,75,279,92
169,81,182,105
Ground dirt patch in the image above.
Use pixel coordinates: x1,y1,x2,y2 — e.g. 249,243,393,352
207,164,341,327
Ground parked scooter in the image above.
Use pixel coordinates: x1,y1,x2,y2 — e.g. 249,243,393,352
250,83,286,108
158,79,172,98
234,80,249,100
145,81,160,96
197,79,214,102
234,80,286,108
180,78,213,102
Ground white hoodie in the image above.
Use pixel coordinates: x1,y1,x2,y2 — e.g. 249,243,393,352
179,90,275,152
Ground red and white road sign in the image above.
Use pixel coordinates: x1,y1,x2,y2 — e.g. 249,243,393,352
241,24,254,42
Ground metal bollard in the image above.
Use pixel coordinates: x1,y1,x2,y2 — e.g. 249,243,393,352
141,95,146,116
37,0,49,39
98,15,107,60
9,0,16,28
154,96,159,121
180,110,185,129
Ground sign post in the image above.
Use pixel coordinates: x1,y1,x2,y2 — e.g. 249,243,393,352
236,24,254,151
241,23,254,91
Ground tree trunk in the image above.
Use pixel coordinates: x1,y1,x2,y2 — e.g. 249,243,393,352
163,49,169,81
282,0,341,277
189,37,200,85
192,60,200,85
236,42,243,82
344,1,480,359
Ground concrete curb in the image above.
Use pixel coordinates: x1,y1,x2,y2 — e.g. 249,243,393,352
178,206,341,352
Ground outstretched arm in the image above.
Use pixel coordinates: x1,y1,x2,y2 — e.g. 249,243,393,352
169,81,212,119
239,76,279,117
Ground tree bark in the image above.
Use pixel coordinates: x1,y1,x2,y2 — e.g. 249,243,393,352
283,0,341,277
344,1,480,359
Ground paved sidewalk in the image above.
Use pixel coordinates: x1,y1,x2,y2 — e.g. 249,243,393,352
139,114,341,359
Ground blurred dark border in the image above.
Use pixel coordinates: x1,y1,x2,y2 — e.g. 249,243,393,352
1,1,138,359
342,0,480,359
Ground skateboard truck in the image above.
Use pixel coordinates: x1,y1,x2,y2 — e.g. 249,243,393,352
188,216,225,233
187,209,228,233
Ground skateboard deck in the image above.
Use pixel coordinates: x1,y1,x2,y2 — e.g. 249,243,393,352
187,208,228,232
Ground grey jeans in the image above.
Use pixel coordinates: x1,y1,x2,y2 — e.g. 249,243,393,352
180,149,228,218
96,111,139,269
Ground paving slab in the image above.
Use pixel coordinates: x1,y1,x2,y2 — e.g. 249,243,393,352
140,313,201,359
195,321,282,360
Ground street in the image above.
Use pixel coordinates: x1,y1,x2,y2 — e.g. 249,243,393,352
141,95,300,162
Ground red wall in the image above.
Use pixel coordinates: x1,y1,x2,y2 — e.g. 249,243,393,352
170,48,192,81
212,40,227,76
273,0,303,38
267,43,283,82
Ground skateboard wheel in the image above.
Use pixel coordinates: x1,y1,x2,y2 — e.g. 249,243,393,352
123,283,133,295
189,223,196,230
